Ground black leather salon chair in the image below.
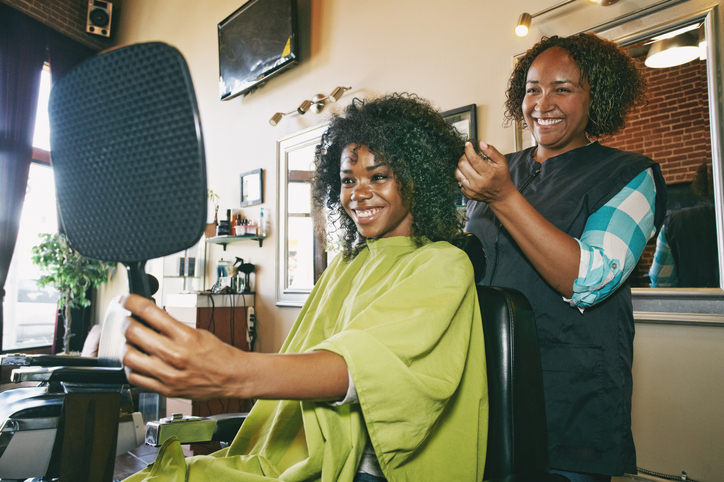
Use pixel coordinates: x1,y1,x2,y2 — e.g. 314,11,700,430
477,285,567,482
467,234,568,482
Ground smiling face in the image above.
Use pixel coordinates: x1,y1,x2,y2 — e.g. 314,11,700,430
522,46,592,162
340,144,413,239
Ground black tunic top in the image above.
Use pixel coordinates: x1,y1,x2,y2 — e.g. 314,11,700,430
466,142,667,476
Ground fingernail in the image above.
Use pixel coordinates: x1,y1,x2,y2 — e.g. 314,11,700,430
480,140,489,148
120,317,130,335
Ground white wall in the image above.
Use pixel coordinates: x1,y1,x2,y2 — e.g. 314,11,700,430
104,0,724,479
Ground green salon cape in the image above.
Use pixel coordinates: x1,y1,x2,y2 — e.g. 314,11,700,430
124,237,487,482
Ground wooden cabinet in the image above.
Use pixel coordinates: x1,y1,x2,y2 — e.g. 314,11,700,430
192,302,254,416
165,294,255,453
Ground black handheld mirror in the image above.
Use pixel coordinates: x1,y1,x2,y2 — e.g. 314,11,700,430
48,42,207,301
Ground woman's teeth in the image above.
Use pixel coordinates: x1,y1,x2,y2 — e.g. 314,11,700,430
356,208,381,218
537,118,562,126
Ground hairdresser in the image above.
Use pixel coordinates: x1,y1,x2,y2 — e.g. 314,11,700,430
458,33,667,482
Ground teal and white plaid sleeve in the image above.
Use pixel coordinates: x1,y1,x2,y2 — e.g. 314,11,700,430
648,228,677,287
567,168,658,308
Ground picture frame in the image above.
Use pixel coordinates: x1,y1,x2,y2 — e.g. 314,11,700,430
240,168,263,207
442,104,477,207
511,56,537,151
514,120,538,152
441,104,477,141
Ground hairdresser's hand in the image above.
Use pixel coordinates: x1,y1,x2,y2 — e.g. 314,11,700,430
457,141,581,298
456,140,516,205
120,294,247,400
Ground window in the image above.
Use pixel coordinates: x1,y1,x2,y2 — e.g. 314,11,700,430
2,65,59,351
33,65,51,151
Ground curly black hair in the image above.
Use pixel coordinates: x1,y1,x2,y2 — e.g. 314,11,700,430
504,33,647,139
312,93,466,259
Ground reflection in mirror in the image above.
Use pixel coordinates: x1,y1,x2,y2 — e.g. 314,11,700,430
592,1,724,323
287,175,313,290
648,163,718,287
598,19,715,288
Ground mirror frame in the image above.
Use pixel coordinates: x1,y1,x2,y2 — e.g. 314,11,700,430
275,123,328,307
587,0,724,325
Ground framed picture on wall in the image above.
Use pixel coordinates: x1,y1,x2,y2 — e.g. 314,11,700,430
514,120,537,152
443,104,477,207
240,169,263,206
442,104,477,140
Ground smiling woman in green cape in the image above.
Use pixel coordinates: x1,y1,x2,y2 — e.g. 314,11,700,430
121,94,487,482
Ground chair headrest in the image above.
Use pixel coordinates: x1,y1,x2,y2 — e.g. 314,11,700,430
456,233,486,284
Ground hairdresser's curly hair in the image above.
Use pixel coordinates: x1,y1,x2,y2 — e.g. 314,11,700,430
312,93,465,259
505,33,647,139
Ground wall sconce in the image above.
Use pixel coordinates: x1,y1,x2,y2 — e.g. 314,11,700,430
515,0,618,37
269,86,352,126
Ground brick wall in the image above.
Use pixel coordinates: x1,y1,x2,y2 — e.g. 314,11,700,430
601,55,712,286
602,55,712,184
1,0,119,51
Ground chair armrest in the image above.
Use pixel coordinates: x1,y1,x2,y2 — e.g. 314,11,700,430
484,473,570,482
145,412,249,447
11,366,127,384
1,354,99,367
208,412,248,442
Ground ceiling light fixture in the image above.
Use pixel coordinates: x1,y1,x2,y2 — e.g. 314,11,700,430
515,0,576,37
515,0,617,37
269,86,352,126
515,12,533,37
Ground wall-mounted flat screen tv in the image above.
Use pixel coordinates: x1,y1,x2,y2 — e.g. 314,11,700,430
218,0,299,101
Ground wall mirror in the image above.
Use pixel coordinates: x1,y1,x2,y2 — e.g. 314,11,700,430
594,0,724,326
516,0,723,324
276,124,328,306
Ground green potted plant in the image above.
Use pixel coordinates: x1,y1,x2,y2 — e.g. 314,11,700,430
31,232,114,354
207,188,220,238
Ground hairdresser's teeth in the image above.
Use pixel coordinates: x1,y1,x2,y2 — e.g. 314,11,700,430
537,118,562,126
356,208,381,218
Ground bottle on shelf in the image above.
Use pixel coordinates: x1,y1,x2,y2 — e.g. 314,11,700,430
234,213,244,236
216,209,231,236
259,208,268,237
246,219,258,236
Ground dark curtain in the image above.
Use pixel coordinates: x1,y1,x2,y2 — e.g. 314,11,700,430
0,4,96,350
47,29,95,85
46,31,94,354
0,4,47,347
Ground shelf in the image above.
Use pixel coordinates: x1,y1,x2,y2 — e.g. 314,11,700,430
206,234,267,250
167,292,255,308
